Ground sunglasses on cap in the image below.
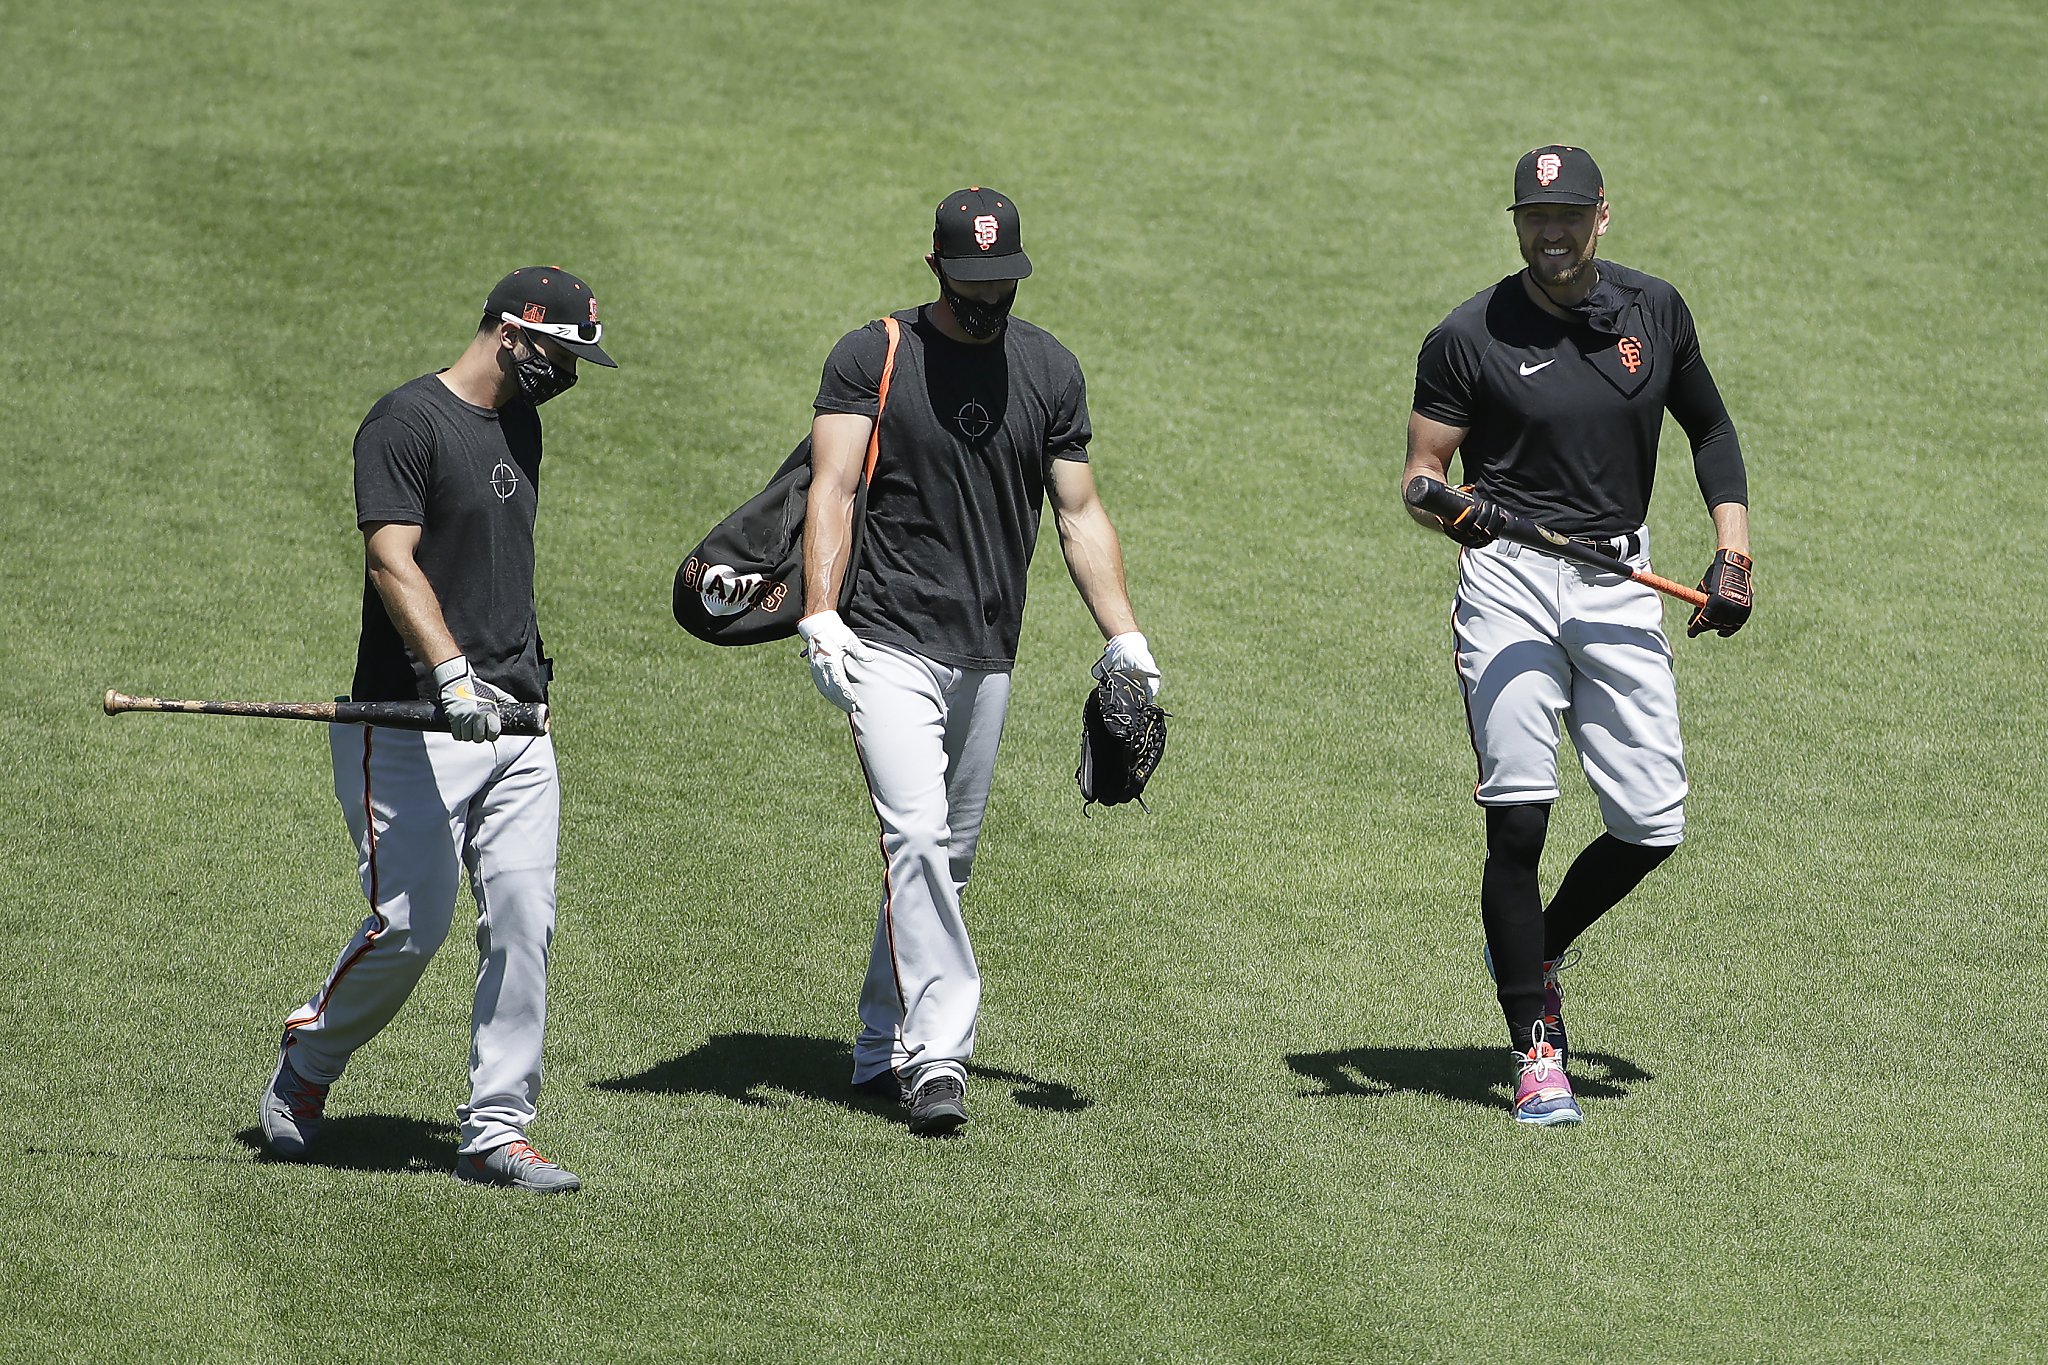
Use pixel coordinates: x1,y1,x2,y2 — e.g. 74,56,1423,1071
499,312,603,347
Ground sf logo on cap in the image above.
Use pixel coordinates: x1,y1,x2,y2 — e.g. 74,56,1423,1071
1535,153,1562,186
973,215,999,250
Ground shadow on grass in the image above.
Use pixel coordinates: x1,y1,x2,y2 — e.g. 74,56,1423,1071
1286,1046,1652,1111
594,1032,1092,1115
231,1115,458,1173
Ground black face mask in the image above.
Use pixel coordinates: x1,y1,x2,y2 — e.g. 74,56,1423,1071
937,271,1016,340
511,332,577,405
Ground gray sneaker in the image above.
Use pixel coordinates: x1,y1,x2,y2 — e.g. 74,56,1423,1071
907,1071,968,1137
258,1052,328,1159
455,1140,582,1193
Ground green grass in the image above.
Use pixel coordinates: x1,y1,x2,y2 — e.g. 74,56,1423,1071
4,1,2045,1360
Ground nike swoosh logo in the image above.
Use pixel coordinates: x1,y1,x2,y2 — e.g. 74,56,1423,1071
1519,360,1556,376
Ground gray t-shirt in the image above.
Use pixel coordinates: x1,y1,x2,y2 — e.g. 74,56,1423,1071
814,306,1090,670
349,374,550,703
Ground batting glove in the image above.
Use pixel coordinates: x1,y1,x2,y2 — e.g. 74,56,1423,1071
1092,631,1162,700
432,655,505,742
1439,484,1509,548
797,610,874,715
1686,549,1754,638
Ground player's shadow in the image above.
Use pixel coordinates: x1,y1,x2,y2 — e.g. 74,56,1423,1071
1286,1046,1651,1112
232,1115,459,1173
595,1032,1091,1115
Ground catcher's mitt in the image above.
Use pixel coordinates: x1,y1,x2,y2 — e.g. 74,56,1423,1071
1076,672,1168,811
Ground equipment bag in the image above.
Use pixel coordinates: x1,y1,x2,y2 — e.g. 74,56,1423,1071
673,317,900,645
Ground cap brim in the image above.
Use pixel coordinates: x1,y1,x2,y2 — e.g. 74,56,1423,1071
939,251,1032,282
558,338,617,367
1508,193,1603,210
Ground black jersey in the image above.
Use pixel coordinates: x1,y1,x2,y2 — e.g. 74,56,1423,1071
814,306,1091,671
348,374,550,704
1413,261,1745,538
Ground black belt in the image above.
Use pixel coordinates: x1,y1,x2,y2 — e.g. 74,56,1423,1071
1571,531,1642,561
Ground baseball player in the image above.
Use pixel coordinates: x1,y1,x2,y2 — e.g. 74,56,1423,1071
1401,147,1752,1125
797,187,1158,1136
258,268,615,1189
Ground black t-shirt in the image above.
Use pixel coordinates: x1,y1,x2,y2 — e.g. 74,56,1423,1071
1413,261,1745,538
814,306,1091,670
349,374,550,703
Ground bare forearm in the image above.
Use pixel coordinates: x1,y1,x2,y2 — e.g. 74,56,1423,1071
1058,507,1139,639
1711,501,1750,555
368,558,461,668
801,481,859,617
1403,412,1467,530
800,413,874,618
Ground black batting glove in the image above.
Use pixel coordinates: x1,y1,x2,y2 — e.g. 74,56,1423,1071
1686,549,1753,638
1439,485,1510,548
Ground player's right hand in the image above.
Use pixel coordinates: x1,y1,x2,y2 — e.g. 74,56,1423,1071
797,610,873,715
1439,484,1509,547
432,655,504,742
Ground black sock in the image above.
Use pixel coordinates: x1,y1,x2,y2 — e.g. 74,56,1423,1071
1544,834,1675,958
1481,803,1550,1053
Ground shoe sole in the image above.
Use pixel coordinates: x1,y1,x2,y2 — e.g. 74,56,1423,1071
454,1166,582,1193
1515,1107,1584,1126
258,1127,312,1159
907,1105,967,1137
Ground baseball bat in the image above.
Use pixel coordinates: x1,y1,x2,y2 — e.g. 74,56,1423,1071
102,690,549,735
1403,477,1708,608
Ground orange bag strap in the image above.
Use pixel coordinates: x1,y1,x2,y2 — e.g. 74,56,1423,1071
861,316,900,483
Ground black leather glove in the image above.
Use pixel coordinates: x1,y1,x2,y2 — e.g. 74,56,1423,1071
1439,485,1510,548
1686,549,1753,637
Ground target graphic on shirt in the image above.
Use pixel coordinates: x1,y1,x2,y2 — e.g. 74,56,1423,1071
956,401,993,439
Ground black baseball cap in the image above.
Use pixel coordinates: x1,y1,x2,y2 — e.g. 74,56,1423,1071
932,187,1032,282
485,266,617,367
1508,145,1604,210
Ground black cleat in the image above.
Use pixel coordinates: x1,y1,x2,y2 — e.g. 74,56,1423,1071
907,1072,968,1137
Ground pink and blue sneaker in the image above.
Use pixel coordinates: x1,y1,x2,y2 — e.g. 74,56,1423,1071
1512,1021,1582,1126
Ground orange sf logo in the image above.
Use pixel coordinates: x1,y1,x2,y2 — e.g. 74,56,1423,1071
973,214,999,249
1618,337,1642,374
587,296,600,323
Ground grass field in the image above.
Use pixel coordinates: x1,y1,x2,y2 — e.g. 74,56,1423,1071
4,1,2045,1360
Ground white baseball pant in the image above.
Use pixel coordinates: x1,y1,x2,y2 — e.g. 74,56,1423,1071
281,724,560,1153
1453,527,1687,846
846,642,1011,1090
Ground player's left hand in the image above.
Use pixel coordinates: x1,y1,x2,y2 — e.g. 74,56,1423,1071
433,655,508,742
1093,631,1161,700
1439,484,1510,548
1686,548,1753,637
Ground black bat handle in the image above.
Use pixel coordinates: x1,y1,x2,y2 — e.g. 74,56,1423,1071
1404,476,1471,519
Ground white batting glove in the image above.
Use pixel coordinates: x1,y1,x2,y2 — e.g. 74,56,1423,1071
797,610,874,715
1093,631,1161,700
432,655,504,743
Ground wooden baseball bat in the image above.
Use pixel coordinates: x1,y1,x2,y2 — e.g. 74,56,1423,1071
102,690,549,736
1404,477,1708,608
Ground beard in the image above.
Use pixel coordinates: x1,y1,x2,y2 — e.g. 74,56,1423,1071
1524,235,1599,292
